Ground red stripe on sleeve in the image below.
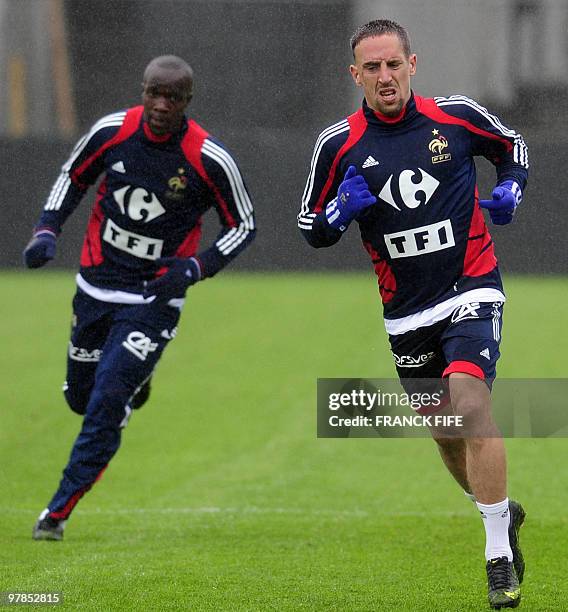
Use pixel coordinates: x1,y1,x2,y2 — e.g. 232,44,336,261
314,109,368,213
80,180,107,267
72,106,144,185
174,221,202,258
362,240,397,304
181,120,237,228
462,185,497,277
415,96,513,152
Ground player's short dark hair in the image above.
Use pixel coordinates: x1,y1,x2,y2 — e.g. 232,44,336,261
350,19,412,58
143,55,194,84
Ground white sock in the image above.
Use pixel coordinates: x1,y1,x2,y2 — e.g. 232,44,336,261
464,491,477,503
476,498,512,561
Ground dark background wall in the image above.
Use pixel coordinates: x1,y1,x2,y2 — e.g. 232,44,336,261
2,0,567,274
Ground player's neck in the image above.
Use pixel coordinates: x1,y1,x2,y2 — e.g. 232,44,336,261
143,122,174,142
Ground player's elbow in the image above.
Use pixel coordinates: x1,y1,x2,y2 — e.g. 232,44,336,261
299,226,341,249
299,227,323,248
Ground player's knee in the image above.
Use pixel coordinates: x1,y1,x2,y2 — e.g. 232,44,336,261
451,396,497,436
63,383,90,415
87,379,135,424
452,395,487,420
131,378,151,409
452,397,483,430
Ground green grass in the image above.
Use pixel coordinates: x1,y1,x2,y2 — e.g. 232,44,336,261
1,272,567,610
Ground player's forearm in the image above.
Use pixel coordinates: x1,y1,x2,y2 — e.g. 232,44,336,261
494,160,528,192
300,166,375,248
196,227,257,278
35,179,86,234
300,211,344,249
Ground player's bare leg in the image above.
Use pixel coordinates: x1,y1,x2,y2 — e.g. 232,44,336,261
432,436,472,495
426,393,473,497
449,372,523,608
448,373,505,503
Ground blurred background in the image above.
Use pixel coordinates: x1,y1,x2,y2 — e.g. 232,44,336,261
1,0,566,273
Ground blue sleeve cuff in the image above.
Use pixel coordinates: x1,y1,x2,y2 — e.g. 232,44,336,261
325,198,349,232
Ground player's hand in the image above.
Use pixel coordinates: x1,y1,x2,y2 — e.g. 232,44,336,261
143,256,201,301
23,230,57,268
326,165,377,231
479,180,522,225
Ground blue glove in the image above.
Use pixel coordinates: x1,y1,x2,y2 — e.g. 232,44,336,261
479,180,522,225
326,165,377,231
143,256,201,301
23,229,57,268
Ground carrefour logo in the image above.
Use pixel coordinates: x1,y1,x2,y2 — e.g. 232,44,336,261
378,168,440,211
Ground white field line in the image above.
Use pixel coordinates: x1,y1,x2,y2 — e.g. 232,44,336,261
11,506,473,518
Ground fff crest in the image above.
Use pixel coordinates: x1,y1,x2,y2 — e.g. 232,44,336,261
166,168,188,200
428,129,451,164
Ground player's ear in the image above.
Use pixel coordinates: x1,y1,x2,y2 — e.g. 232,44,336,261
349,64,362,87
184,78,193,105
409,54,417,76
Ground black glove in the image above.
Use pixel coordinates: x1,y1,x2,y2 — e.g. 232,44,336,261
143,257,201,301
23,229,57,268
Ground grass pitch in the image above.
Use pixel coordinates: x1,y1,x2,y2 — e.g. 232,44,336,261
1,271,567,610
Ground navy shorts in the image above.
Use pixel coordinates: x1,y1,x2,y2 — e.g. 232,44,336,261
389,301,504,398
64,288,181,415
